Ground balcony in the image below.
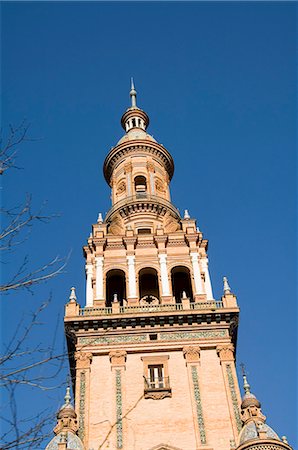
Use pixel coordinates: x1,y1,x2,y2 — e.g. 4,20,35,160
79,301,224,316
144,376,172,400
104,194,180,223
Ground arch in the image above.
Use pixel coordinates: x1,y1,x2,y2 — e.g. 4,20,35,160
171,266,193,303
134,175,147,195
138,267,160,303
105,269,126,307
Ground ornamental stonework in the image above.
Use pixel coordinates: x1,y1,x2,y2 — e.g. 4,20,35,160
183,345,200,363
109,350,127,367
75,351,93,369
216,344,235,362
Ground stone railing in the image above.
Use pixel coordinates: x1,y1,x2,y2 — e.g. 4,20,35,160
79,301,223,316
104,194,180,223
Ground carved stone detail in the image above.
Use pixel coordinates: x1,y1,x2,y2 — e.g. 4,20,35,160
109,350,127,367
144,390,172,400
75,351,93,369
216,344,235,362
147,161,155,172
117,180,126,194
183,345,201,363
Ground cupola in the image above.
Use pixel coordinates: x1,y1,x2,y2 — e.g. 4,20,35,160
120,78,149,131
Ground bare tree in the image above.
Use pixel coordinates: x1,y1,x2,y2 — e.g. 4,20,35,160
0,123,68,449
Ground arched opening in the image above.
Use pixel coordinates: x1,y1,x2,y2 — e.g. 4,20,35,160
134,175,147,197
139,268,160,304
106,269,126,307
171,266,193,303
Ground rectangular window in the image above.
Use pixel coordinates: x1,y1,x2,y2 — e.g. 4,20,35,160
141,356,171,399
148,364,164,388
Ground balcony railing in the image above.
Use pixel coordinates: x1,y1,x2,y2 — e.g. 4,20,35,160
144,376,170,390
104,194,180,223
78,301,223,316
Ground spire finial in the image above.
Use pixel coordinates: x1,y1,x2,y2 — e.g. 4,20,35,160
130,78,137,108
64,386,71,405
97,212,103,224
184,209,190,219
223,276,231,294
69,286,77,302
241,363,251,394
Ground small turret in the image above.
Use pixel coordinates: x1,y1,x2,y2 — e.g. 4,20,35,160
236,370,293,450
45,386,84,450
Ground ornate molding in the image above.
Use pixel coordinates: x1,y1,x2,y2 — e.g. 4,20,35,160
79,335,146,345
144,391,172,400
115,369,123,448
75,351,93,369
183,345,201,363
216,344,235,362
103,142,174,185
226,364,242,432
160,330,227,341
191,365,206,444
109,350,127,367
78,371,86,441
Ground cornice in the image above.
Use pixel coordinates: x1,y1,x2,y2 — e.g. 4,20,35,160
103,140,174,184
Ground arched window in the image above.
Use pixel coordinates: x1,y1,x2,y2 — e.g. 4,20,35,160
171,266,193,303
106,269,126,307
134,176,147,197
139,268,160,304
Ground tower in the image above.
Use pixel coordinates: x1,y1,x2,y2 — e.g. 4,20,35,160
46,82,293,450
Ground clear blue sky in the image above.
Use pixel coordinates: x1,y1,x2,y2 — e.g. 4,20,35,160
1,1,297,447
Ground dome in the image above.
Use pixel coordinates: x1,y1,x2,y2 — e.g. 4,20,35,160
45,431,84,450
241,391,261,409
239,421,280,445
116,128,157,145
57,403,77,419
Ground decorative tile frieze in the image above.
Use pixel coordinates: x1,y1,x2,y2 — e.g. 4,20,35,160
191,366,206,444
183,345,201,363
115,369,123,449
109,350,127,367
79,335,146,345
78,371,86,441
226,364,242,432
160,330,227,341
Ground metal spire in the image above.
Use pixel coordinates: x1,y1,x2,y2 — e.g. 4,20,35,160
240,363,251,394
130,77,137,108
64,386,71,405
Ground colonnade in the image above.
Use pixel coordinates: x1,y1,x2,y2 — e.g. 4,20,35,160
85,253,214,307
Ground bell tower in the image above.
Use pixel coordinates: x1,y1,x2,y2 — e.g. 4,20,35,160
55,82,293,450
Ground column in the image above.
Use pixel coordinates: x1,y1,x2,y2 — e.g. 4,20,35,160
183,346,207,447
190,252,204,296
124,163,132,197
147,161,155,195
158,254,171,297
85,263,93,307
127,256,137,299
95,257,104,300
201,257,214,300
75,351,93,447
217,345,242,439
109,350,127,449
